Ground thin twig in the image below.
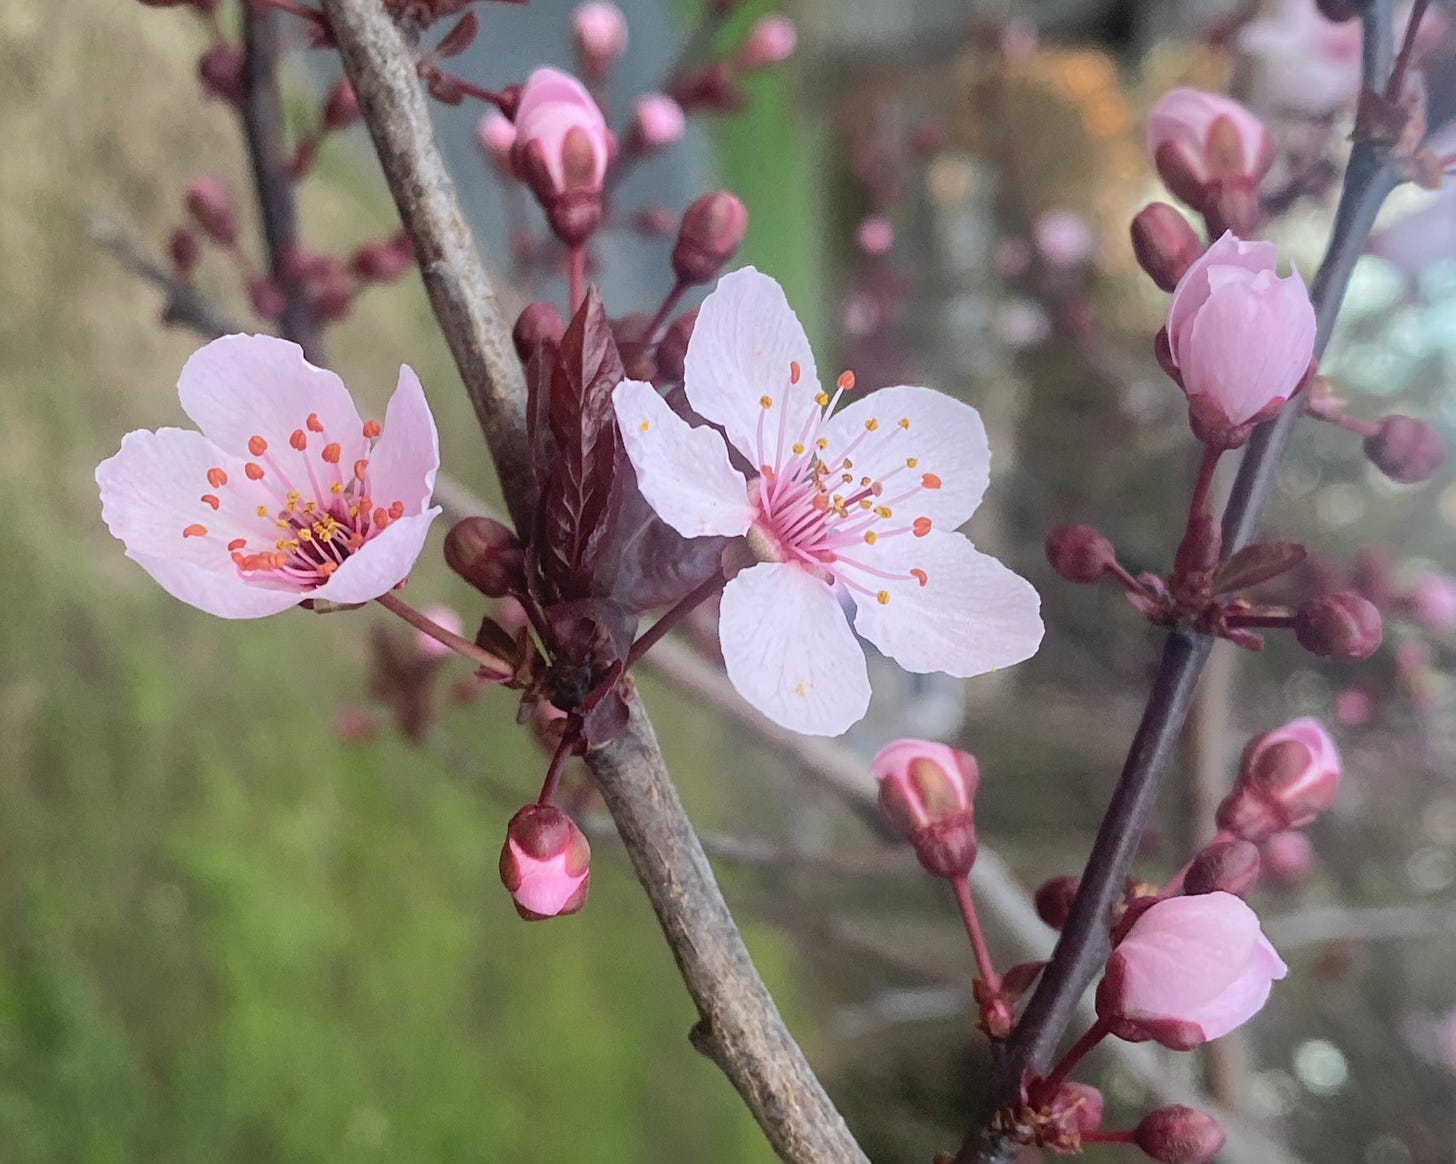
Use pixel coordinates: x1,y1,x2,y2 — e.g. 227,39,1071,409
90,217,242,337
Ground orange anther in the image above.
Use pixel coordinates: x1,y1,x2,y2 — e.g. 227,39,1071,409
362,420,382,439
388,500,404,519
322,442,341,464
227,538,247,552
246,463,265,480
912,517,932,537
811,493,830,512
837,370,856,391
200,494,220,510
231,552,248,567
372,507,389,528
306,412,324,432
182,523,208,538
290,429,307,450
317,561,338,577
206,467,228,488
910,568,928,588
789,360,801,385
248,435,268,456
354,459,369,481
921,473,942,490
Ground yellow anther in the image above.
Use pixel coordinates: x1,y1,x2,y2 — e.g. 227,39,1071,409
865,418,879,431
639,420,650,433
303,501,315,514
906,457,919,468
275,538,288,550
792,442,805,455
875,506,893,518
864,531,878,545
276,520,290,530
816,438,827,449
898,417,910,429
842,473,853,484
859,499,873,511
298,527,313,541
256,505,269,518
860,475,872,487
815,392,829,407
842,458,853,469
876,590,890,605
760,395,773,409
331,482,344,494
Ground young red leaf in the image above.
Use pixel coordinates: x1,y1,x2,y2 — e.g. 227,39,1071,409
433,10,479,58
1212,541,1307,594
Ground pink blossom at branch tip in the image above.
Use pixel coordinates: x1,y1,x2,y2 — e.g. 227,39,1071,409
1412,571,1456,632
571,1,628,75
185,174,237,245
856,215,895,256
1217,717,1341,841
1096,892,1288,1049
414,605,463,659
1148,88,1273,197
736,15,796,71
96,334,441,618
511,67,613,244
476,110,517,168
1033,210,1094,268
872,739,979,877
499,804,591,920
633,92,685,149
1165,232,1315,443
612,268,1043,736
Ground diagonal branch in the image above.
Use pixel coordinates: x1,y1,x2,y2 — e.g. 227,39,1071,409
318,1,868,1160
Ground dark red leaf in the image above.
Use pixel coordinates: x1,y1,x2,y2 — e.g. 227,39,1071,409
1212,541,1307,594
433,10,479,57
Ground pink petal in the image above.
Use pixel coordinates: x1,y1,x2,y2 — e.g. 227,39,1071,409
361,365,439,516
511,848,587,916
177,334,364,459
310,508,441,605
816,385,990,529
127,551,303,619
1184,951,1276,1040
613,378,754,537
1167,233,1278,362
1117,894,1261,1024
683,268,821,467
847,530,1042,678
719,562,870,736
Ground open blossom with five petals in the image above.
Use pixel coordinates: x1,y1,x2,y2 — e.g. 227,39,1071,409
96,334,440,618
612,268,1043,736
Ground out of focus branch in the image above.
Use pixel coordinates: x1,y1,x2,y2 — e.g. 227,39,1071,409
1268,901,1456,948
90,217,242,338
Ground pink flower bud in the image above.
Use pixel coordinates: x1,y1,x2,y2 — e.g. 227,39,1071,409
349,234,414,283
1035,875,1079,930
571,1,628,78
632,92,685,149
1184,838,1261,897
871,738,979,879
247,278,285,322
856,215,895,256
1363,415,1446,483
1217,718,1341,842
671,192,748,286
336,708,377,744
511,68,612,245
512,300,566,362
736,14,796,71
1295,591,1382,659
1034,210,1094,269
1134,1105,1226,1164
1166,233,1315,445
1045,524,1116,584
654,309,696,384
185,175,237,246
476,110,517,169
1259,830,1314,886
1412,571,1456,632
1130,202,1204,293
1096,892,1287,1049
323,77,359,130
197,43,244,104
444,516,525,598
1148,88,1273,210
415,605,463,660
169,228,200,278
499,804,591,920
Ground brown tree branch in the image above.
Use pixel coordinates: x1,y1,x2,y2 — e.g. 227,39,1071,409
317,1,868,1160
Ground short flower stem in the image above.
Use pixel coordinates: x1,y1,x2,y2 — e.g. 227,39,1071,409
1106,558,1148,597
1386,0,1430,101
1308,407,1380,438
644,278,687,343
1079,1130,1136,1145
951,875,1001,994
625,571,729,670
1036,1016,1112,1101
568,246,586,313
537,723,581,805
1188,445,1222,524
375,590,509,674
438,71,512,109
1225,608,1296,629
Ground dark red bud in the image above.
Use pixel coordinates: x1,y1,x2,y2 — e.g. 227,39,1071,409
323,77,359,130
1130,202,1204,292
671,192,748,286
1034,875,1079,930
169,228,200,278
654,309,697,384
1134,1106,1226,1164
444,516,525,597
512,301,566,363
1363,415,1446,484
1316,0,1359,20
1295,591,1383,660
197,43,245,104
349,237,414,282
247,278,285,322
1183,839,1261,897
185,175,236,246
1045,524,1116,584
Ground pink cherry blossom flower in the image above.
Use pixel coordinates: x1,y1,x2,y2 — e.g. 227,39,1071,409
96,333,440,618
1165,232,1316,443
512,67,612,196
1217,717,1341,841
1239,0,1363,115
612,268,1043,736
1097,891,1288,1049
1147,88,1273,207
571,1,628,75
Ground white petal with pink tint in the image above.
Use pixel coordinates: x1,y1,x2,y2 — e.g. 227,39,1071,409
361,365,440,515
1184,271,1310,423
719,562,870,736
849,530,1043,677
613,377,754,537
127,552,303,619
177,333,363,454
683,268,821,465
1167,233,1278,358
816,385,990,528
310,509,441,605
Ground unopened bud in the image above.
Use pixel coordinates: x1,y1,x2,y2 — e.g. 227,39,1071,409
499,805,591,920
185,175,236,245
572,1,628,79
1260,830,1314,886
349,233,414,283
1045,524,1116,584
512,301,566,362
856,215,895,256
445,516,525,597
323,77,359,130
1130,202,1203,292
736,14,796,71
654,309,696,384
476,110,517,169
1295,591,1382,659
1134,1106,1226,1164
1363,415,1446,483
1217,718,1341,842
169,228,200,278
247,278,285,322
1184,839,1261,897
1049,1082,1104,1136
871,738,979,879
197,43,244,104
672,192,748,286
1034,875,1079,930
632,92,685,150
